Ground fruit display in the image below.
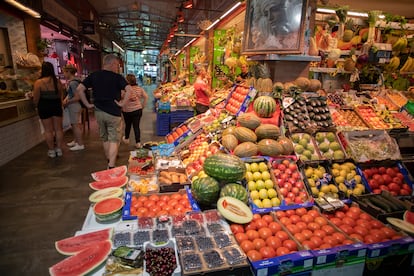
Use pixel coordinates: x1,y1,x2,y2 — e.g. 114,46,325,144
276,208,355,250
314,131,346,160
373,95,399,111
355,105,389,129
329,162,365,197
225,85,250,115
303,163,340,199
93,197,125,223
231,213,301,261
338,130,402,162
392,110,414,132
374,109,407,130
360,163,413,196
91,165,128,181
245,160,281,209
330,109,369,131
324,205,403,244
290,133,320,161
270,158,312,206
283,98,311,131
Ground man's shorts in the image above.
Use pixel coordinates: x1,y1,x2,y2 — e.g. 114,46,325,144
67,102,82,124
94,108,122,142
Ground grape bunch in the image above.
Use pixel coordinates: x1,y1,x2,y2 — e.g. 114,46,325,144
113,232,131,248
145,247,177,276
203,250,225,268
133,231,150,247
182,253,203,271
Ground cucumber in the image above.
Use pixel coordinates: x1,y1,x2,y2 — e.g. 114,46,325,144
381,193,406,210
368,196,393,213
378,195,402,212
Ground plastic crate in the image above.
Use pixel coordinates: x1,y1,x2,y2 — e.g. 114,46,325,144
170,110,195,125
156,113,170,136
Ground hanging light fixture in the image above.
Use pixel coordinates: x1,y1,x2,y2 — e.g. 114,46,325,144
183,0,193,9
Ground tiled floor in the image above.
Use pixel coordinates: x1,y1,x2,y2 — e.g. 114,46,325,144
0,85,163,275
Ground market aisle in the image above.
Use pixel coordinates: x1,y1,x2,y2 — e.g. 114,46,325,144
0,84,163,275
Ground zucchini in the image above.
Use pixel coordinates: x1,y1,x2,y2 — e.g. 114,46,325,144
368,196,393,213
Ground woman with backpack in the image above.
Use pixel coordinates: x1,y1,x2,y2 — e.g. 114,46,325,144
62,64,85,151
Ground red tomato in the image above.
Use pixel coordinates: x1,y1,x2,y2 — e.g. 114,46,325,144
132,201,143,209
294,233,306,243
151,205,161,214
289,215,302,224
359,213,372,221
310,236,323,248
283,239,298,252
308,209,319,218
295,207,307,216
253,238,266,251
307,222,321,231
247,250,262,261
286,224,300,235
342,239,355,245
230,224,245,234
255,219,269,229
301,240,316,250
345,211,359,220
314,217,328,226
268,222,282,234
246,230,260,241
253,214,262,221
354,226,368,237
137,207,149,216
159,195,170,202
322,225,337,235
286,209,296,216
296,221,308,231
156,210,168,217
168,209,182,216
262,214,274,223
275,231,289,242
355,219,371,229
370,220,384,229
349,233,364,242
259,246,276,259
302,229,313,240
137,196,147,203
339,224,354,235
348,206,361,216
167,199,178,207
319,243,332,249
275,211,286,219
276,246,291,256
145,200,156,208
245,221,257,231
266,236,282,249
332,232,346,244
364,234,379,244
279,217,292,226
170,193,182,200
240,240,255,252
163,205,172,212
157,201,167,209
301,214,313,223
329,217,342,227
235,232,249,244
371,229,386,242
313,229,327,239
382,227,397,238
148,194,160,202
342,217,356,227
335,211,346,219
258,227,273,240
146,211,156,218
323,236,337,246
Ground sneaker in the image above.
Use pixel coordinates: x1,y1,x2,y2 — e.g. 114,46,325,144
135,143,142,148
55,148,63,157
66,140,76,147
122,136,130,144
47,150,56,158
70,144,85,151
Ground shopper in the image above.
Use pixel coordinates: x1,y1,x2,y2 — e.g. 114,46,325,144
62,64,85,151
193,66,212,115
74,54,133,169
32,62,65,158
120,74,148,149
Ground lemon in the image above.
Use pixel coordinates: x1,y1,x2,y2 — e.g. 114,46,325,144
332,163,341,169
318,191,325,198
245,171,254,182
271,197,281,207
261,171,271,181
354,175,362,184
253,199,263,208
262,198,272,208
331,168,340,177
355,184,365,193
256,180,266,190
250,190,260,200
335,176,345,184
264,179,274,189
253,171,263,181
307,178,316,187
250,162,259,172
192,176,199,182
259,188,268,199
259,162,268,172
248,181,257,191
353,187,363,195
338,183,347,193
311,187,319,196
305,168,314,178
346,172,356,181
346,189,353,197
328,184,338,193
315,170,324,179
245,163,251,172
320,185,331,194
318,166,326,174
267,188,278,199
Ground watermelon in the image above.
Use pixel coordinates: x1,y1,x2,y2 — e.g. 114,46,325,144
88,187,123,203
89,175,128,190
404,211,414,225
203,153,246,182
191,176,220,206
91,165,127,181
217,196,253,224
220,183,248,203
55,228,113,255
49,240,112,276
93,197,124,222
253,96,277,118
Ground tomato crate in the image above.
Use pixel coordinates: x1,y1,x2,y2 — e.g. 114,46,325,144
224,85,256,116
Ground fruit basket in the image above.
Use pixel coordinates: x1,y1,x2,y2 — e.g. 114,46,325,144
329,108,370,131
328,161,366,198
354,105,390,130
143,239,181,276
313,131,347,160
338,130,402,162
290,132,322,162
386,90,408,108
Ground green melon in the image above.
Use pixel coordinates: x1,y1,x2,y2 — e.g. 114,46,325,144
191,176,220,206
222,126,236,136
258,139,284,157
222,134,239,151
217,196,253,224
278,137,294,155
233,142,258,158
220,183,248,203
255,124,281,140
237,112,262,130
233,126,257,143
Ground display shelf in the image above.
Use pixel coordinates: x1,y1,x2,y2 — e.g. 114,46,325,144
248,54,321,62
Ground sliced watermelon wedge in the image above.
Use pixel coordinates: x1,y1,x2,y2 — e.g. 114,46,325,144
50,240,112,276
89,175,128,190
91,165,127,181
55,228,112,255
403,210,414,225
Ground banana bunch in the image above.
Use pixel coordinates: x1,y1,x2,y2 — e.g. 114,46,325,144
392,37,408,52
400,57,414,73
385,56,400,71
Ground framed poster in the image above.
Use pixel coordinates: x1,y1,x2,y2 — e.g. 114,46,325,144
242,0,308,55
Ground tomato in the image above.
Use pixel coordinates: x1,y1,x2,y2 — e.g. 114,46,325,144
163,205,172,212
355,219,370,229
359,213,372,221
289,215,301,224
262,214,274,224
314,217,328,226
156,210,169,217
319,243,331,249
348,206,361,216
364,234,379,244
295,207,307,216
322,225,337,235
350,233,364,242
259,246,276,259
382,227,397,238
137,207,149,216
130,208,138,216
137,196,148,202
159,195,170,202
286,224,300,235
296,221,307,231
301,214,313,223
240,240,255,253
145,200,156,208
332,232,346,244
169,209,182,216
148,194,159,202
302,229,313,240
266,236,282,249
174,204,185,212
275,211,286,219
279,217,292,226
275,231,289,242
167,199,178,207
253,213,262,221
276,246,290,256
334,211,346,219
310,236,323,248
230,224,245,234
146,211,156,217
247,249,262,261
294,233,306,243
307,222,321,231
345,211,359,220
235,232,249,244
302,240,316,250
245,221,257,231
255,219,269,229
258,227,273,240
246,230,260,241
132,200,143,209
371,229,386,242
150,205,161,214
170,193,182,200
286,209,296,216
253,238,266,251
370,220,384,229
342,239,355,245
268,222,282,234
342,217,356,227
283,239,298,251
308,209,319,218
323,236,337,246
354,226,368,237
313,229,327,239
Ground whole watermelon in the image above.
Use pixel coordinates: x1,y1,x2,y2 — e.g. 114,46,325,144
203,153,246,182
191,176,220,206
220,183,248,204
253,96,277,118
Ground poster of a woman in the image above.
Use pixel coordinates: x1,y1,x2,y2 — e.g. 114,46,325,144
242,0,308,54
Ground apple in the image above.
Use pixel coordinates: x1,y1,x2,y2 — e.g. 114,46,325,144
291,187,300,195
378,167,387,174
400,189,410,196
385,168,396,177
294,197,304,204
369,179,379,189
283,182,292,191
382,175,392,185
295,181,304,189
402,184,412,193
279,187,288,197
287,192,295,199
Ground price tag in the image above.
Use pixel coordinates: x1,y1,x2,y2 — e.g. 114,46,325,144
282,97,295,108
